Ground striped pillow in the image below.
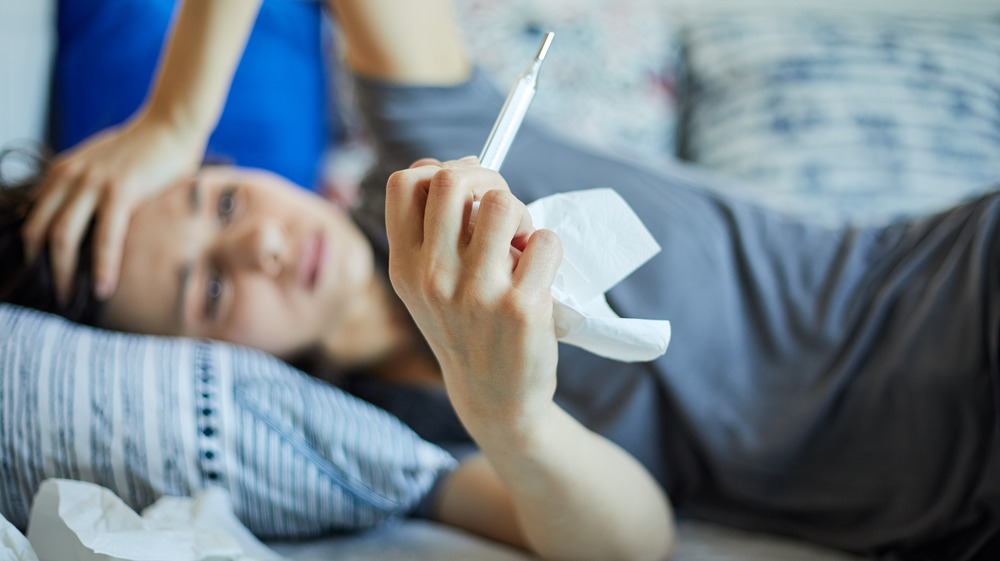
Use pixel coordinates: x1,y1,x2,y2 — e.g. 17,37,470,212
679,14,1000,223
0,304,455,538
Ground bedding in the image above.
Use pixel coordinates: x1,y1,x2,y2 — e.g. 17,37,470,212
0,303,454,539
679,13,1000,223
270,518,867,561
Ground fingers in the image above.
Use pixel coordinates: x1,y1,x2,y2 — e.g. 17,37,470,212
513,229,562,292
467,189,534,275
23,164,133,304
385,157,483,252
409,157,442,168
48,181,101,306
386,165,438,251
21,161,75,261
388,159,554,298
92,198,132,300
423,168,474,252
23,156,122,304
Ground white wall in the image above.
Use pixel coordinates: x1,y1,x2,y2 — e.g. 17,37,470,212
0,0,56,156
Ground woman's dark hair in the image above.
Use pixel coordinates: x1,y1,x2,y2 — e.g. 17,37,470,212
0,144,102,326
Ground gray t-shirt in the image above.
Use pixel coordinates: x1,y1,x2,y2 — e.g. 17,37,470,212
346,70,1000,560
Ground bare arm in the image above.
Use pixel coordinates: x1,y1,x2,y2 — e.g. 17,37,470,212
386,160,676,561
144,0,263,139
437,409,676,561
327,0,469,84
23,0,261,302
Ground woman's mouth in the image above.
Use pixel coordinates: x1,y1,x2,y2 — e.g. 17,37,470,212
298,230,326,291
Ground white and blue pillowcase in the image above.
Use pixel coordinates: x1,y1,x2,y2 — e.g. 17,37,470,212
679,14,1000,224
0,303,455,538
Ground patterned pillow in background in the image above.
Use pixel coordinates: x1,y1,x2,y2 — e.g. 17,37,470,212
679,14,1000,224
454,0,682,168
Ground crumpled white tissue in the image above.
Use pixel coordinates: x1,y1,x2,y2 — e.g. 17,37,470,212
526,188,671,362
0,513,38,561
25,479,284,561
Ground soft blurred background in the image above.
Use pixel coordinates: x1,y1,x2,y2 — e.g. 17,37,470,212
2,0,999,221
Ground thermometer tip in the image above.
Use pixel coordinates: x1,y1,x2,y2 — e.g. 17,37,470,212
535,32,555,61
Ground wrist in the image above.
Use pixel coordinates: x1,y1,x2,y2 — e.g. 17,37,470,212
470,400,564,457
136,100,213,146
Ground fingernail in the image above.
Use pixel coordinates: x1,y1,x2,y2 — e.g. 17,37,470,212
95,279,112,300
457,155,479,166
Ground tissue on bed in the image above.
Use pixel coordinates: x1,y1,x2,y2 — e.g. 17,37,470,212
526,188,671,362
0,514,38,561
26,479,284,561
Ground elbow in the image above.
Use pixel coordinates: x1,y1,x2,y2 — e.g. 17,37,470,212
634,496,677,561
638,526,677,561
660,530,679,561
633,507,678,561
541,522,677,561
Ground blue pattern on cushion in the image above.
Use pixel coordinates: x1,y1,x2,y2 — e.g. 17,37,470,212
0,303,455,537
680,15,1000,223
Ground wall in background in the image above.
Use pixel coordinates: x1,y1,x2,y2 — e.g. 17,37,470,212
0,0,55,158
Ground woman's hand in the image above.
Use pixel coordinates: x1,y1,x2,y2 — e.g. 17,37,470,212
22,113,205,304
384,158,564,439
391,161,677,560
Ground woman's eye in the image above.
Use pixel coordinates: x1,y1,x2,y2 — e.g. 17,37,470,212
218,187,237,224
204,270,224,321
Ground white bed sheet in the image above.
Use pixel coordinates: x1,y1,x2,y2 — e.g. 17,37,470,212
268,519,865,561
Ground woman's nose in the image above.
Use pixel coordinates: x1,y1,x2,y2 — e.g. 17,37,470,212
228,219,288,276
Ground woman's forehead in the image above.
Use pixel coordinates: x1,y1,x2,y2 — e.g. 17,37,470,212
104,175,215,335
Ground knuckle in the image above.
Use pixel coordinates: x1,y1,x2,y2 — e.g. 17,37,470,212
496,292,532,325
386,170,412,193
410,157,440,168
421,267,454,301
48,159,75,179
102,176,122,193
431,168,463,192
479,189,516,214
482,169,511,192
78,167,102,187
481,188,514,205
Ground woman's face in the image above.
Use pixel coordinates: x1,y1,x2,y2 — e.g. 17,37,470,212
101,166,375,358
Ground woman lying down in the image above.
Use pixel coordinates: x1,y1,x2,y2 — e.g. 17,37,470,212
3,1,1000,560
